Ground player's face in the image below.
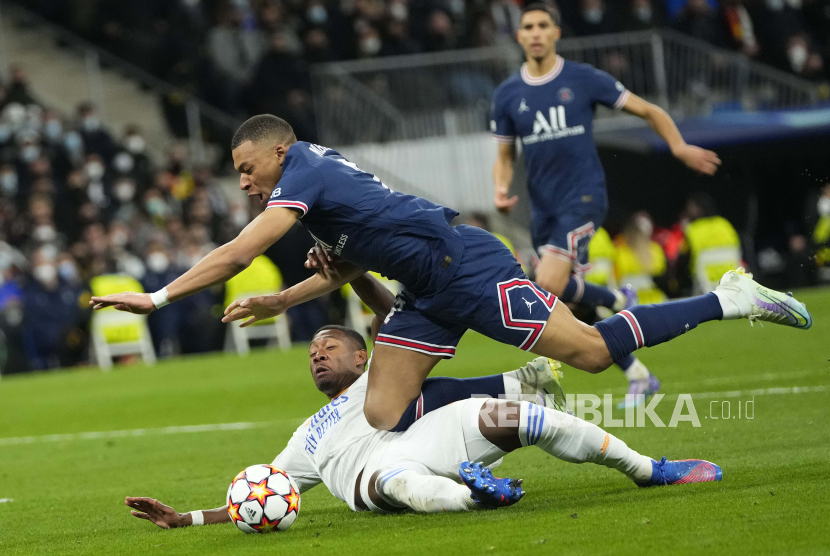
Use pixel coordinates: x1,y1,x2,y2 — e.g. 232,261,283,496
517,11,560,61
232,140,288,205
308,332,366,399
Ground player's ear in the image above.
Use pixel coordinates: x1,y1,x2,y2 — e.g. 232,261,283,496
355,349,368,368
274,143,287,165
553,24,561,42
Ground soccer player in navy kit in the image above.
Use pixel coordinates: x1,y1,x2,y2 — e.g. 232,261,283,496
491,4,723,403
90,115,811,435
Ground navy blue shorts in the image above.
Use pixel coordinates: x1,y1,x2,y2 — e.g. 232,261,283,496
375,226,558,358
531,202,607,273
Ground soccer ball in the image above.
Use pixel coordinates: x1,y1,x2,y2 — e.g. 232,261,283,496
226,464,301,534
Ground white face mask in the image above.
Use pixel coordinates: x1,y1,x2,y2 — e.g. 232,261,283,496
788,45,808,72
584,8,603,24
635,216,654,237
635,6,652,22
307,4,328,24
44,120,63,140
146,252,170,274
0,172,18,196
766,0,785,10
818,195,830,217
389,2,408,21
113,152,134,174
125,135,145,154
33,225,57,243
85,161,106,181
232,209,249,228
82,116,101,132
20,145,41,163
111,230,129,247
360,36,382,56
34,264,57,285
59,260,78,282
114,180,136,203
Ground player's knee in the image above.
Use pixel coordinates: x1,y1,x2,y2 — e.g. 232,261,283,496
535,273,567,297
363,403,400,431
576,329,613,373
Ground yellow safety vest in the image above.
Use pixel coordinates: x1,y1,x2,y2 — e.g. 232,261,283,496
614,241,667,304
225,256,284,326
585,227,616,288
814,216,830,267
90,274,147,343
685,216,741,286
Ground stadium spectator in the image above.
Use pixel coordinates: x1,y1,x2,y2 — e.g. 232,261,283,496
613,211,669,305
572,0,621,36
621,0,663,32
671,0,729,47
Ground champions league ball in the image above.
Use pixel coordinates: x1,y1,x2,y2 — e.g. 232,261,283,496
226,465,301,534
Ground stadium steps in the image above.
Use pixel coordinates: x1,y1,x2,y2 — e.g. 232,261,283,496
0,10,172,158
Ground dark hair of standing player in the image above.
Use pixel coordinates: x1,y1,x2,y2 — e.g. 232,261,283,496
520,3,562,26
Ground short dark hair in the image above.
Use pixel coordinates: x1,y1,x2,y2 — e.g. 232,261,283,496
313,325,367,353
231,114,297,150
520,3,561,26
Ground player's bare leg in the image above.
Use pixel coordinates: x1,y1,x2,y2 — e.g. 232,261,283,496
527,301,614,373
363,344,443,430
534,252,572,297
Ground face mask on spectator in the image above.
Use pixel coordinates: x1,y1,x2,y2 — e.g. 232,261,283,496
113,152,135,174
146,252,170,273
44,119,63,141
635,215,654,237
125,135,146,154
41,243,59,260
307,5,328,24
232,208,249,228
765,0,785,10
85,161,106,181
818,195,830,217
111,230,129,248
448,0,465,17
33,225,58,243
33,263,57,285
788,45,808,72
583,8,603,24
114,180,136,203
145,198,168,217
0,125,10,143
58,260,78,282
64,131,83,154
0,172,18,196
389,2,408,21
360,36,382,56
635,6,652,22
82,116,101,132
21,145,41,163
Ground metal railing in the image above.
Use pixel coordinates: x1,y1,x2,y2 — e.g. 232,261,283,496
311,29,818,211
0,3,242,164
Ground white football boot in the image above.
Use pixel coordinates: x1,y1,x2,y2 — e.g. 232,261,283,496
509,357,571,414
714,268,812,329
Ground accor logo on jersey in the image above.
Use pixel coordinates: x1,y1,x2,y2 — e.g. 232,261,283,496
522,106,585,145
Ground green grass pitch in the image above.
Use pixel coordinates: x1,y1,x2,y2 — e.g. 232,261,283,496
1,290,828,555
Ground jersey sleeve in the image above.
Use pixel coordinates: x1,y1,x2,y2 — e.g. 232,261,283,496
586,67,630,111
265,167,324,218
490,90,516,144
271,427,322,494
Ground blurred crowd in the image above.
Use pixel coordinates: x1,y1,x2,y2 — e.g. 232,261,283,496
23,0,830,134
0,67,327,374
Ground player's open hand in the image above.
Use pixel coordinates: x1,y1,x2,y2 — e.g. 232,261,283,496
495,186,519,214
304,243,338,272
89,292,155,314
125,497,185,529
223,293,288,327
674,144,722,176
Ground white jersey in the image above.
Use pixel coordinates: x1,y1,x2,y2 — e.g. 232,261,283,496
271,372,390,511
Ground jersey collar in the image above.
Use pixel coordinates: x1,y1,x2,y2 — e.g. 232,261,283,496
521,55,564,86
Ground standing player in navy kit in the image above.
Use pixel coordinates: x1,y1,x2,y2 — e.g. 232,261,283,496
491,4,723,403
89,116,811,435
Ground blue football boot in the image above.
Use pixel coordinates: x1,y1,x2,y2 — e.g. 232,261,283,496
635,457,723,487
459,461,525,508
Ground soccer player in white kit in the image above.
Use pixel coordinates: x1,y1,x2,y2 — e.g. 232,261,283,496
126,323,722,527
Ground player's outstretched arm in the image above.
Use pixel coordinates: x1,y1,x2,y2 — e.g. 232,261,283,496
223,259,365,327
91,208,299,313
125,497,230,529
621,93,721,176
493,142,518,213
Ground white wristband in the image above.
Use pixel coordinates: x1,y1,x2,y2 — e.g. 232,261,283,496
190,510,204,526
150,287,170,309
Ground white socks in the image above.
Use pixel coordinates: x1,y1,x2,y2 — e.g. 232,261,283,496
623,358,650,382
518,401,653,482
376,468,478,513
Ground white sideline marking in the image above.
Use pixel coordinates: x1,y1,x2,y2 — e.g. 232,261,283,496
0,421,286,447
0,385,826,447
0,498,14,503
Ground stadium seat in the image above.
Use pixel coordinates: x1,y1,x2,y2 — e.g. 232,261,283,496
223,256,291,355
89,275,156,370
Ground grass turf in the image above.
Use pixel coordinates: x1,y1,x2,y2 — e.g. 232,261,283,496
1,290,828,555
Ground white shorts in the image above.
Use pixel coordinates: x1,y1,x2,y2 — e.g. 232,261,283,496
363,397,505,483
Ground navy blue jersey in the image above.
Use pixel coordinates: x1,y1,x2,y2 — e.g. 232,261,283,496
491,56,629,216
267,142,464,295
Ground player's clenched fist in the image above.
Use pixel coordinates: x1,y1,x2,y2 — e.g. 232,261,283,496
223,293,288,327
90,292,155,314
494,186,519,214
